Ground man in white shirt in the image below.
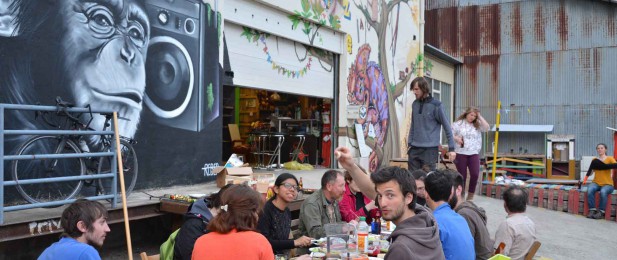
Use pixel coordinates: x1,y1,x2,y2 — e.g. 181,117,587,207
493,186,536,260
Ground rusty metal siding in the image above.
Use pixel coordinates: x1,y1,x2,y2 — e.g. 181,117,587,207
429,0,617,158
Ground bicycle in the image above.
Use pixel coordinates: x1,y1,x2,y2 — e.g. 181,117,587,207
10,97,138,204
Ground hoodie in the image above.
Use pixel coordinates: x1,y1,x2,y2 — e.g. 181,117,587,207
174,198,214,260
385,205,445,260
455,201,493,260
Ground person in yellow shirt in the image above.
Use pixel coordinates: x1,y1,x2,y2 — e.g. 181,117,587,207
586,143,616,219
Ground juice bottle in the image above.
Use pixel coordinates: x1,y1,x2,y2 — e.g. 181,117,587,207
357,217,369,253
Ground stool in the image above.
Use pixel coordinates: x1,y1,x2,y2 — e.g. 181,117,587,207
266,132,285,170
289,132,306,163
266,132,285,169
254,131,269,169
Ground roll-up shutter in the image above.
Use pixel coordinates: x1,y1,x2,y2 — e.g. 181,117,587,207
225,23,335,99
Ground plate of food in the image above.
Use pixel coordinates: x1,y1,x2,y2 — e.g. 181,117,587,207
189,193,206,199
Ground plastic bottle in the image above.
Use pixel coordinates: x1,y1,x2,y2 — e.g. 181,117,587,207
371,212,381,235
357,216,369,253
298,177,304,190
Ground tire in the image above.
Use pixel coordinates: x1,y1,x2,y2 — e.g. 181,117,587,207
97,139,138,200
11,136,85,204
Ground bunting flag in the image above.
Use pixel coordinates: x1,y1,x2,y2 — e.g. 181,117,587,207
258,35,312,78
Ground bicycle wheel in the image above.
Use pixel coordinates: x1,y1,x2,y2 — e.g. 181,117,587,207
11,136,85,204
97,139,138,200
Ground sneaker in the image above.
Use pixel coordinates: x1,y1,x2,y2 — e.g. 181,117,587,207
587,209,596,218
593,210,605,219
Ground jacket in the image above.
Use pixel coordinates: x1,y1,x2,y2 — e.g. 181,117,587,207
455,201,493,260
385,205,445,260
339,183,378,223
298,189,342,239
173,198,214,260
407,95,455,151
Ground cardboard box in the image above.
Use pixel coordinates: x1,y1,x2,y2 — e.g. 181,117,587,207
214,166,253,188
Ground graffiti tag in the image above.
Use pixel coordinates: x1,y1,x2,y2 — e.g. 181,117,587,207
202,162,220,177
28,219,62,236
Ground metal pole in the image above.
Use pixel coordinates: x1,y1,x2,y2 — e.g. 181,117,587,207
1,105,5,224
113,112,133,260
492,101,502,181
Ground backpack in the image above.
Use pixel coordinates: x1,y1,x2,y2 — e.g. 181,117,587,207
160,228,180,260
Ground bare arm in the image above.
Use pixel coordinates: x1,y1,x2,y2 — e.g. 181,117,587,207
334,146,377,198
477,113,490,132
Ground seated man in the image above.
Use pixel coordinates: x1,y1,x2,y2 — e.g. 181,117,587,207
298,170,346,239
425,170,475,260
411,169,428,207
494,186,536,260
445,169,493,260
38,199,110,260
173,184,232,260
371,166,444,260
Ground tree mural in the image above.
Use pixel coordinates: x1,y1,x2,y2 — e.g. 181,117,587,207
348,0,420,171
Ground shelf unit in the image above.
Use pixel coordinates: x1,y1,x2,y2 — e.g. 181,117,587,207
238,89,260,140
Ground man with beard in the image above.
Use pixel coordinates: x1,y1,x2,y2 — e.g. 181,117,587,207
445,169,493,260
411,169,428,207
38,199,110,260
425,170,475,260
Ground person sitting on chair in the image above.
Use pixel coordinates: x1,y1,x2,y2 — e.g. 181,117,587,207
257,173,312,257
339,170,379,224
298,170,346,239
173,184,232,260
38,199,110,260
493,186,536,260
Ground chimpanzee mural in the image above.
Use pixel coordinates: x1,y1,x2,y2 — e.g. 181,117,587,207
0,0,224,200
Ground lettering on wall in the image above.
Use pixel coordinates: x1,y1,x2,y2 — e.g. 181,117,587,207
28,219,62,236
202,163,220,177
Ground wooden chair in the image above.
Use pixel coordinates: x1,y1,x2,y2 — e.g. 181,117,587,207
140,252,160,260
524,241,542,260
228,124,250,160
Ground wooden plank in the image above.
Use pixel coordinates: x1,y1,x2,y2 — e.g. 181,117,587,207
547,189,554,210
501,158,545,166
537,189,545,208
557,190,564,212
605,194,612,221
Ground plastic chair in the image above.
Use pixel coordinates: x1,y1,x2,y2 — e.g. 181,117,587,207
140,252,160,260
524,241,542,260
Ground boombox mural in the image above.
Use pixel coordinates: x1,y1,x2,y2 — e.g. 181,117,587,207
0,0,224,200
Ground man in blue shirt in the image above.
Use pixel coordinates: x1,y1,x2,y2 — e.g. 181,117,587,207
425,170,475,260
39,199,110,260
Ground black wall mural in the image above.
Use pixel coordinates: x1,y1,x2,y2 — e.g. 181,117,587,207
0,0,223,201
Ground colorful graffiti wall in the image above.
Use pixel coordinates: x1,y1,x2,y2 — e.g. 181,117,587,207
0,0,224,202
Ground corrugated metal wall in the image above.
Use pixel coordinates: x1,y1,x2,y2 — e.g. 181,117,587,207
426,0,617,159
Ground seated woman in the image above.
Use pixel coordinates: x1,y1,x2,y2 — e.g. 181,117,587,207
192,185,273,260
257,173,312,257
339,171,379,223
173,184,232,260
586,143,616,219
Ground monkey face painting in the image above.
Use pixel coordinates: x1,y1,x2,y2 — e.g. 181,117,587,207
0,0,149,144
58,0,149,138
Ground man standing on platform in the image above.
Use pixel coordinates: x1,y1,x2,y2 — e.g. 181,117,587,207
407,77,457,171
38,199,110,260
298,170,346,239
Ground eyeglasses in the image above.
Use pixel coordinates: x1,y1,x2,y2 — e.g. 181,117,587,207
281,183,299,191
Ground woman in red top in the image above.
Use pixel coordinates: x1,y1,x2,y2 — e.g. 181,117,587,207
192,185,273,260
339,171,379,223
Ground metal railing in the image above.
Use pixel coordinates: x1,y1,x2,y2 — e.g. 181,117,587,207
1,103,120,224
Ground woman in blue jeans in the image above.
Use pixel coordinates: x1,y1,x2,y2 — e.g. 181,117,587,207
587,143,616,219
